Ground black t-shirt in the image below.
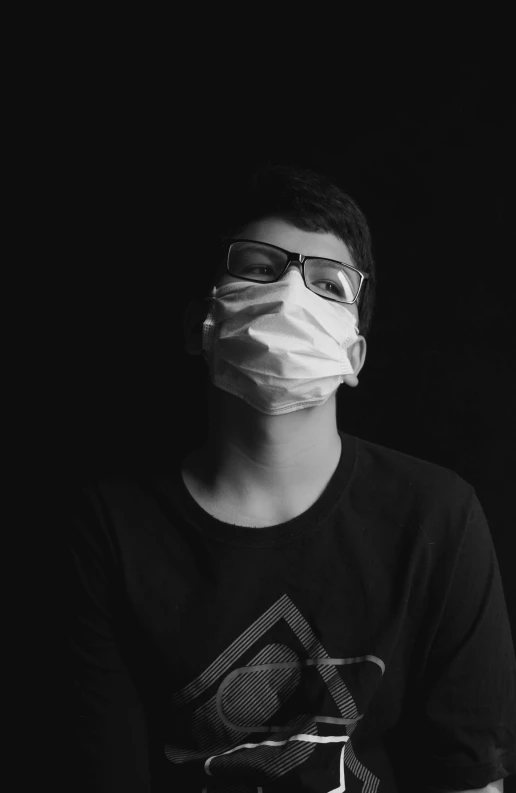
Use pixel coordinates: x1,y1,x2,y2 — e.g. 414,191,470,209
64,431,516,791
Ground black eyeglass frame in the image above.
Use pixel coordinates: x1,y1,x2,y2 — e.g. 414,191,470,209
220,238,370,307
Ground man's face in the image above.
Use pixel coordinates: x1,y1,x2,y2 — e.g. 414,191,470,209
183,214,367,385
213,215,361,327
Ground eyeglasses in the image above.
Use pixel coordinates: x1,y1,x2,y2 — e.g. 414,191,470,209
221,239,369,306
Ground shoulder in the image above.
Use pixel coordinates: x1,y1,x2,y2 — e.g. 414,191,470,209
348,434,476,532
353,433,472,496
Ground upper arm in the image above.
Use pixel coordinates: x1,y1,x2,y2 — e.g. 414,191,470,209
65,490,152,791
409,489,516,791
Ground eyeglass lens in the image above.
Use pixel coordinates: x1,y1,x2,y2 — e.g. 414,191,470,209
228,241,361,303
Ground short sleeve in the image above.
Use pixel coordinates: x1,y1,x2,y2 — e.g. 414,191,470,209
64,485,152,793
413,487,516,790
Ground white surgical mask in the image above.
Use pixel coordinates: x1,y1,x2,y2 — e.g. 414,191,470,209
202,269,360,415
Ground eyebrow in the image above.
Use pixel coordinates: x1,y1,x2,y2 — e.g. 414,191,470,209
241,241,352,268
307,254,353,267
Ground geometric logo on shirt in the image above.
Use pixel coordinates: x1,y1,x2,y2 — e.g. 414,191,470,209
165,593,386,792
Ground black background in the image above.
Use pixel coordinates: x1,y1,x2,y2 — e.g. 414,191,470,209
21,42,515,789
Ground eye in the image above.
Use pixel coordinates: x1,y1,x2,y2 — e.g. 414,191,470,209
248,265,274,275
312,279,343,296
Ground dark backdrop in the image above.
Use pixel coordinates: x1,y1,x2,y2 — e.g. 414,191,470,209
42,64,514,568
27,51,515,788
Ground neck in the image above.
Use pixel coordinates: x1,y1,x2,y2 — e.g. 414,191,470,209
192,383,342,501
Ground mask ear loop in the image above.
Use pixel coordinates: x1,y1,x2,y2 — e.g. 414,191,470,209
201,288,217,361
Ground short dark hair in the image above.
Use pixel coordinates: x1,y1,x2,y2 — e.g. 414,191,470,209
197,162,377,340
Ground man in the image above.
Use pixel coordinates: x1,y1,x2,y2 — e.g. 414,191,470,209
66,164,514,791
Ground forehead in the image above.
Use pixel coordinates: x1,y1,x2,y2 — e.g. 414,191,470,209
234,216,353,263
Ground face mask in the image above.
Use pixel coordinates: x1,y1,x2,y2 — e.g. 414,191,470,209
201,269,360,415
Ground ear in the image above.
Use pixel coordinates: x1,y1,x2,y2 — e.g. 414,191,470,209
183,299,210,356
341,335,367,388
